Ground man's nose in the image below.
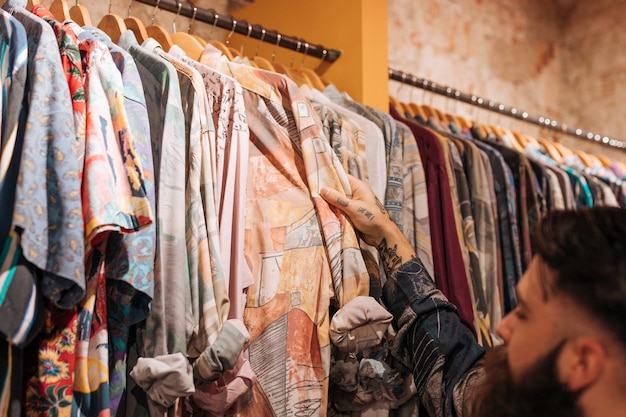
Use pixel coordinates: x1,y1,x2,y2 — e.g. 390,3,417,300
495,313,513,344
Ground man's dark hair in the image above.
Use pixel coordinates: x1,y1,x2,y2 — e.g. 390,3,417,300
533,207,626,350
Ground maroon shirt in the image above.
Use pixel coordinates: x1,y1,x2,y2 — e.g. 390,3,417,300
390,105,475,335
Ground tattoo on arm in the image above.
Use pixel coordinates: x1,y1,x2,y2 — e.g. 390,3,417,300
337,196,349,207
357,206,375,220
377,237,403,275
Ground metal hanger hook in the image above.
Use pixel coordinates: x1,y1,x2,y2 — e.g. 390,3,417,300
254,28,266,57
225,19,237,46
173,1,182,33
290,40,302,68
300,42,309,68
151,0,161,25
271,33,282,62
188,4,198,33
239,23,253,56
314,48,327,72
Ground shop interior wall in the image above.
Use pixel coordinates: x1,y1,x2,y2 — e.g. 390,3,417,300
389,0,626,161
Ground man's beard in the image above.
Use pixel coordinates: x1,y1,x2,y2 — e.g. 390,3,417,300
470,342,583,417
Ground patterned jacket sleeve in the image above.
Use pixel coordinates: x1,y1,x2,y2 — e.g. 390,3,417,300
382,257,486,417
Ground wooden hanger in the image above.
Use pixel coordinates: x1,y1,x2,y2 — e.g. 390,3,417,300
123,1,148,43
594,154,613,168
537,137,563,162
553,142,574,160
253,55,275,72
69,2,92,26
511,130,530,149
208,40,234,60
401,101,416,117
168,1,203,59
573,150,594,168
420,104,439,122
435,108,450,125
193,35,206,46
172,32,203,59
98,6,127,44
143,0,173,50
478,123,495,136
298,68,326,90
498,126,524,152
50,0,70,21
455,115,472,131
272,60,290,76
389,96,402,112
146,25,173,51
125,16,148,43
408,103,428,121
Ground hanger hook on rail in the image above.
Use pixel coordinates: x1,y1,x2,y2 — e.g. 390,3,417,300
225,18,237,47
239,23,254,56
290,40,302,68
173,1,182,33
314,48,327,72
254,28,266,57
300,42,309,68
150,0,162,25
271,33,282,62
188,4,198,33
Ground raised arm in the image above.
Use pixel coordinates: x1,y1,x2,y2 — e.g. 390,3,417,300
320,175,416,277
321,175,485,417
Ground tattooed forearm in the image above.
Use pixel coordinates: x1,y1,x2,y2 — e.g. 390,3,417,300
377,237,415,275
377,237,403,275
337,196,349,207
357,206,375,220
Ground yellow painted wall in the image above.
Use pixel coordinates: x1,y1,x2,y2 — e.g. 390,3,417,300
232,0,389,111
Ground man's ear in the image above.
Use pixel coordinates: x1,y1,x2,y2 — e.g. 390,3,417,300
559,337,606,391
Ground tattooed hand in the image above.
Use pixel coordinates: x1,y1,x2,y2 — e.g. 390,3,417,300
321,175,416,275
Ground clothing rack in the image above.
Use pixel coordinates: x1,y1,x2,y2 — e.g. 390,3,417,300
134,0,342,64
389,68,626,151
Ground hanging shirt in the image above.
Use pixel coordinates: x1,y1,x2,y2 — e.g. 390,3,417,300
168,45,253,322
67,24,152,417
390,106,476,335
446,137,490,346
18,8,86,417
2,0,84,310
205,55,369,417
0,8,29,417
473,141,523,314
118,30,194,416
310,97,369,180
147,40,230,360
395,120,433,286
481,139,541,271
457,138,502,335
2,5,82,417
81,25,157,417
309,88,388,203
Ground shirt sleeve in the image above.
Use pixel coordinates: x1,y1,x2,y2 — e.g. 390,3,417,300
382,257,485,417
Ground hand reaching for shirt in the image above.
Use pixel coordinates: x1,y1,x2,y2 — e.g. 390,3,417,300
320,175,416,275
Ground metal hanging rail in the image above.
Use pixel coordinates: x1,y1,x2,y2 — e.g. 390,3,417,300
134,0,342,64
389,68,626,151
